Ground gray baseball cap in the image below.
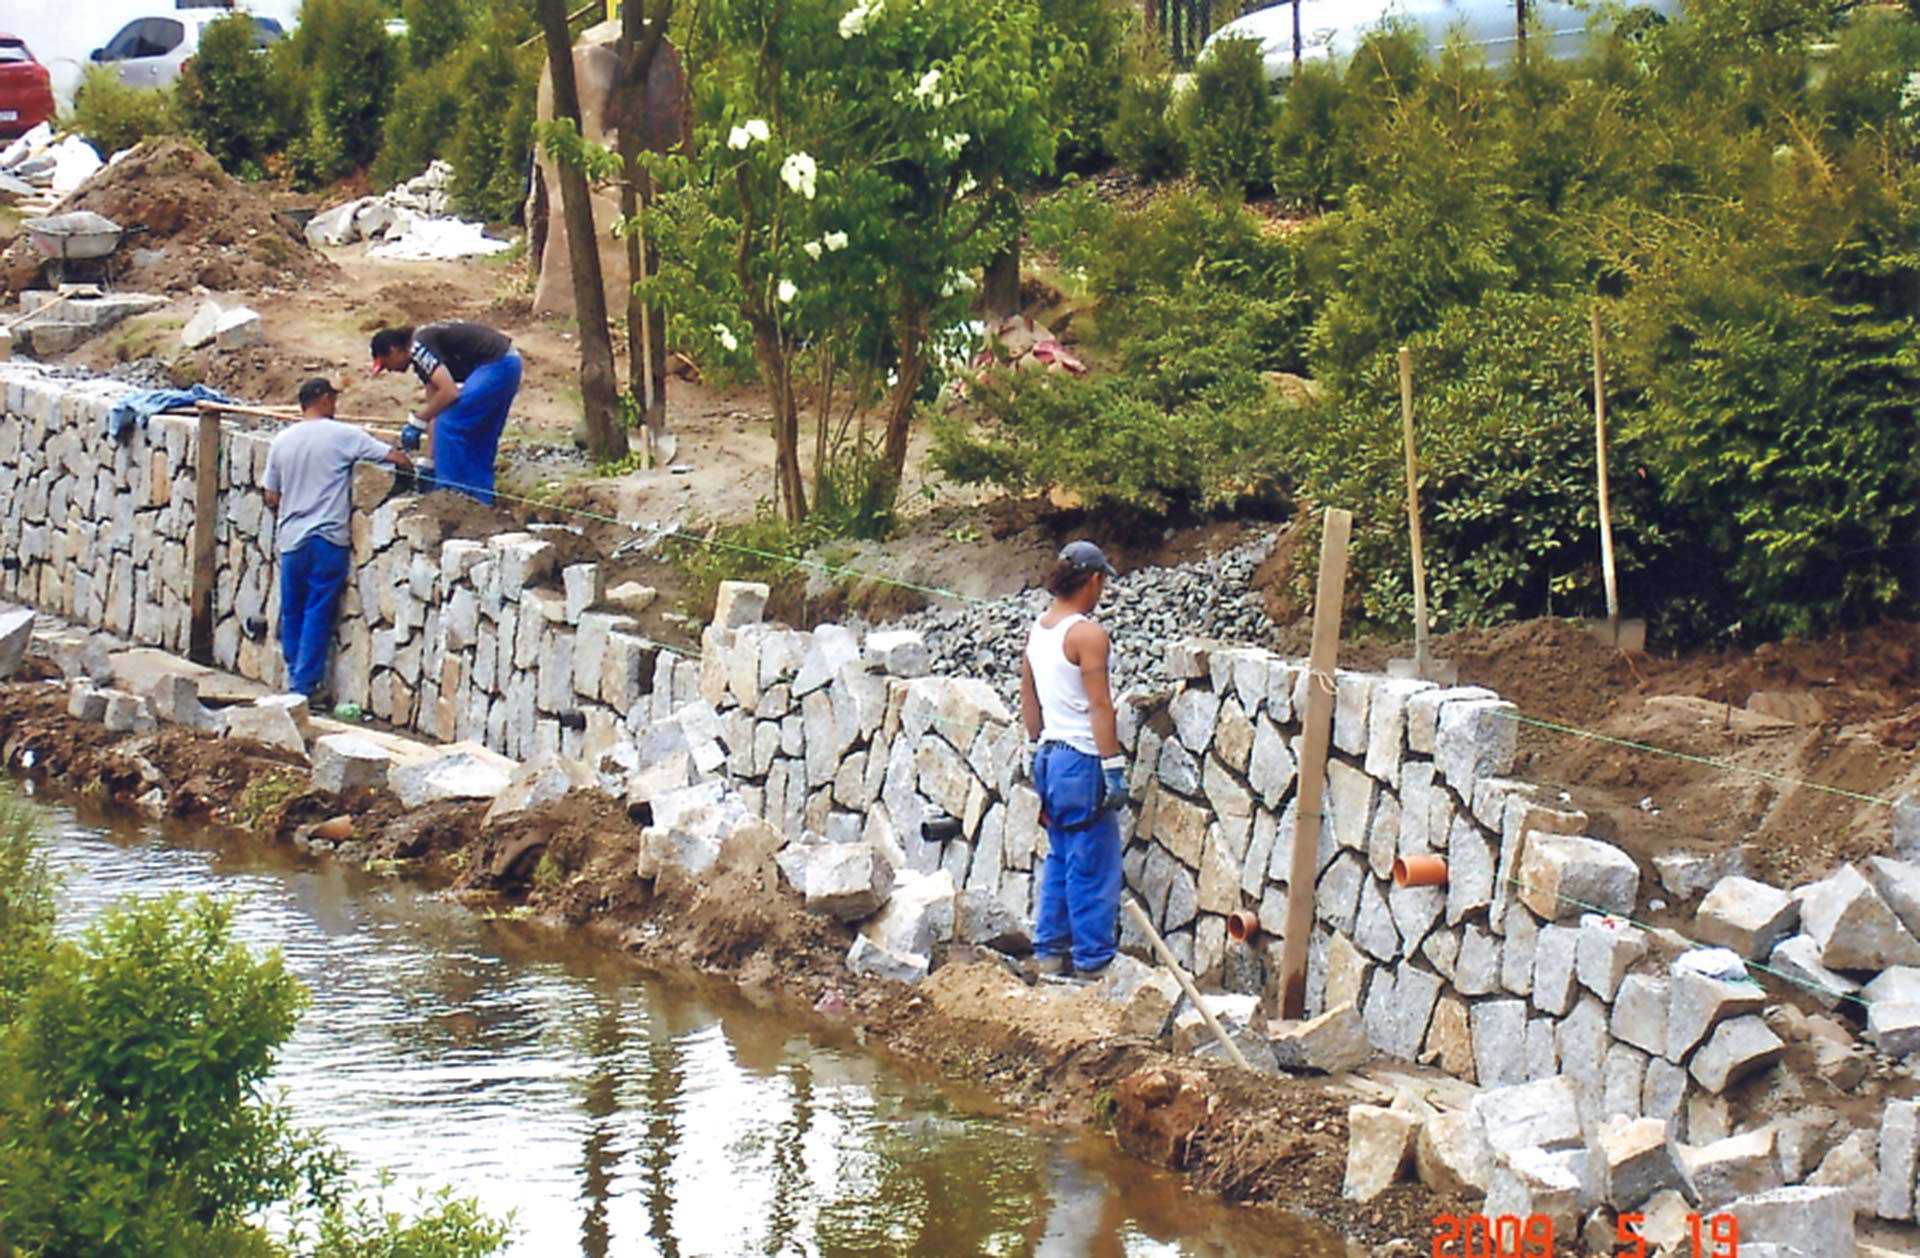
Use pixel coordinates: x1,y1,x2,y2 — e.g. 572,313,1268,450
1059,539,1117,578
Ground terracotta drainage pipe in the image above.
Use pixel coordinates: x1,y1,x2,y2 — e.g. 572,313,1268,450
1393,854,1449,888
1225,909,1260,944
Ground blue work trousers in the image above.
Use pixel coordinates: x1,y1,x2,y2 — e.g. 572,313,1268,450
434,351,522,505
278,537,349,696
1032,741,1122,972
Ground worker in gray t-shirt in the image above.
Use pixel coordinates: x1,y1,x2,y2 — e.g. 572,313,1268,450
263,378,412,700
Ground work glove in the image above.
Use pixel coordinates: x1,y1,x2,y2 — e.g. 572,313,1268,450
1100,756,1129,812
399,416,425,451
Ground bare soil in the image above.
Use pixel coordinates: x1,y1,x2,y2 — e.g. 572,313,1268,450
0,682,1457,1253
0,139,338,296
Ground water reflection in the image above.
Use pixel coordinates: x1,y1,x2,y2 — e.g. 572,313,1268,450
34,800,1350,1258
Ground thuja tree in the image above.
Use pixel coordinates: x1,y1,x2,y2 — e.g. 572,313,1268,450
646,0,1060,521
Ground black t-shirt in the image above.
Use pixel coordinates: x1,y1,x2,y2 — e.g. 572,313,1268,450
410,322,512,384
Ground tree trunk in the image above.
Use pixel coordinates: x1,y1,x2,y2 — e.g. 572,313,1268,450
881,316,927,488
982,239,1021,322
752,324,807,523
539,0,628,462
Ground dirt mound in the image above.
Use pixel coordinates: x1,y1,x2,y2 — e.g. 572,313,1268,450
0,138,338,297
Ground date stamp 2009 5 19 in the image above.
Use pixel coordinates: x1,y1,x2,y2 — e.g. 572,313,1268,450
1430,1212,1739,1257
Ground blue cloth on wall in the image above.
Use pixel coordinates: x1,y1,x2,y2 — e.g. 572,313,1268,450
106,383,235,443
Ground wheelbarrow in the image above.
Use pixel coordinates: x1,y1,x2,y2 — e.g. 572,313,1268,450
23,211,149,286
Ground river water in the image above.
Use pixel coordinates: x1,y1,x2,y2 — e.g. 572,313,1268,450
34,796,1349,1258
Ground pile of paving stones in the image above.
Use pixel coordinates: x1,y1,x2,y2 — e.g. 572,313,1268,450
874,531,1280,700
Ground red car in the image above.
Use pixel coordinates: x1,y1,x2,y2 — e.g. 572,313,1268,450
0,35,56,141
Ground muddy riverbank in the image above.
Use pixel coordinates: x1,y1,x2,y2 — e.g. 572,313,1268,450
0,681,1461,1254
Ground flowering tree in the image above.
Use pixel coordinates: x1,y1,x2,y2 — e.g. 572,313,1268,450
644,0,1060,521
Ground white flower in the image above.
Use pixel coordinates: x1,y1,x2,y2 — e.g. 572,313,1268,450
803,240,823,260
823,230,849,252
939,131,969,158
712,323,739,352
839,0,876,38
955,173,977,199
778,278,799,304
913,69,941,100
780,152,818,200
727,126,752,150
940,269,978,297
744,118,770,143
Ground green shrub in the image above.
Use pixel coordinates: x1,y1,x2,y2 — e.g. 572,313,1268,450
311,1181,514,1258
1039,0,1133,171
373,69,462,190
401,0,475,70
1285,291,1666,632
283,0,400,181
1179,35,1272,193
1024,176,1115,281
1105,72,1186,179
446,33,541,222
64,68,182,157
0,787,57,1024
177,14,296,177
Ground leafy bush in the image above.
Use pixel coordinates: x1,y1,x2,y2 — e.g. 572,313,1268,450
0,787,57,1023
1105,72,1186,179
1178,36,1272,192
284,0,401,181
445,33,540,222
1284,292,1666,632
401,0,474,70
1024,177,1115,281
177,14,296,177
373,69,462,191
65,68,182,157
1039,0,1133,171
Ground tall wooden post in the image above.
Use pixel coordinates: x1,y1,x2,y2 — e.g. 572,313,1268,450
188,411,219,665
1277,507,1352,1019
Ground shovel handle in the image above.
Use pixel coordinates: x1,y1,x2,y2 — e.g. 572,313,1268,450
1592,304,1620,623
1398,347,1431,664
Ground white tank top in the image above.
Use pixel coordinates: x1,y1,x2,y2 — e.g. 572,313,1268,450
1027,612,1100,755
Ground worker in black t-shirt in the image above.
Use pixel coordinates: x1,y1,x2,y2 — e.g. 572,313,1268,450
370,322,522,505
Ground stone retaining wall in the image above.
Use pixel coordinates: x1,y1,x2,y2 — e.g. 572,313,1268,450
0,366,1780,1142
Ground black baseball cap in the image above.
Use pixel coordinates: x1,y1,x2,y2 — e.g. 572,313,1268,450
1059,540,1117,578
297,377,339,407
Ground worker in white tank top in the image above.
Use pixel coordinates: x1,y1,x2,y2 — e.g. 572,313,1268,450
1019,540,1126,976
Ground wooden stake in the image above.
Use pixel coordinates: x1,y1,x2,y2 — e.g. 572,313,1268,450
188,410,219,666
1592,303,1620,626
1398,346,1432,674
1277,507,1352,1019
1121,896,1252,1071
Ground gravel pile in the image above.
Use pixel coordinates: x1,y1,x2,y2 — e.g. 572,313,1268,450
876,531,1280,702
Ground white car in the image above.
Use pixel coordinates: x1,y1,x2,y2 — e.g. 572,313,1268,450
89,11,284,89
1203,0,1676,81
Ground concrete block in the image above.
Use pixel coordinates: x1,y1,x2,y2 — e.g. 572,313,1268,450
1688,1016,1784,1094
311,733,394,795
1518,833,1640,921
1802,864,1920,971
1695,876,1801,961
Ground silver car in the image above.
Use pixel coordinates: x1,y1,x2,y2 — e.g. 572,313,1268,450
1203,0,1677,81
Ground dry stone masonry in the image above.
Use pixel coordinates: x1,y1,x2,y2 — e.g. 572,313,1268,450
7,364,1920,1254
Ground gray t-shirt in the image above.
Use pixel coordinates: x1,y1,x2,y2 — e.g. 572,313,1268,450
263,418,392,554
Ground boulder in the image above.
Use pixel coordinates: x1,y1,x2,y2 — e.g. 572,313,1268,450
1800,865,1920,971
846,933,929,985
140,673,221,733
1861,966,1920,1006
1681,1127,1782,1212
223,701,309,755
1470,1076,1586,1160
1485,1146,1583,1239
1343,1104,1418,1202
1172,995,1261,1054
1415,1109,1491,1195
1865,855,1920,942
1695,876,1801,960
484,752,600,826
606,581,657,616
388,747,517,807
1517,833,1640,921
954,887,1030,953
1726,1185,1856,1258
1688,1016,1785,1094
863,629,930,678
1877,1099,1919,1221
712,580,770,629
256,693,314,738
311,733,393,794
1576,914,1648,1000
0,606,32,679
860,868,956,958
66,681,107,723
1767,935,1858,1011
1271,1002,1372,1074
101,689,156,734
795,842,893,921
1805,1132,1877,1217
1092,955,1182,1038
1866,1001,1920,1058
1599,1115,1683,1210
1666,951,1766,1063
1612,974,1670,1057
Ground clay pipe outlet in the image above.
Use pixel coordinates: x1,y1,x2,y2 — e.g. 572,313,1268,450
1393,854,1449,888
1225,909,1260,944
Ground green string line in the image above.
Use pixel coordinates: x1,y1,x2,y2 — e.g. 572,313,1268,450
1496,709,1901,810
